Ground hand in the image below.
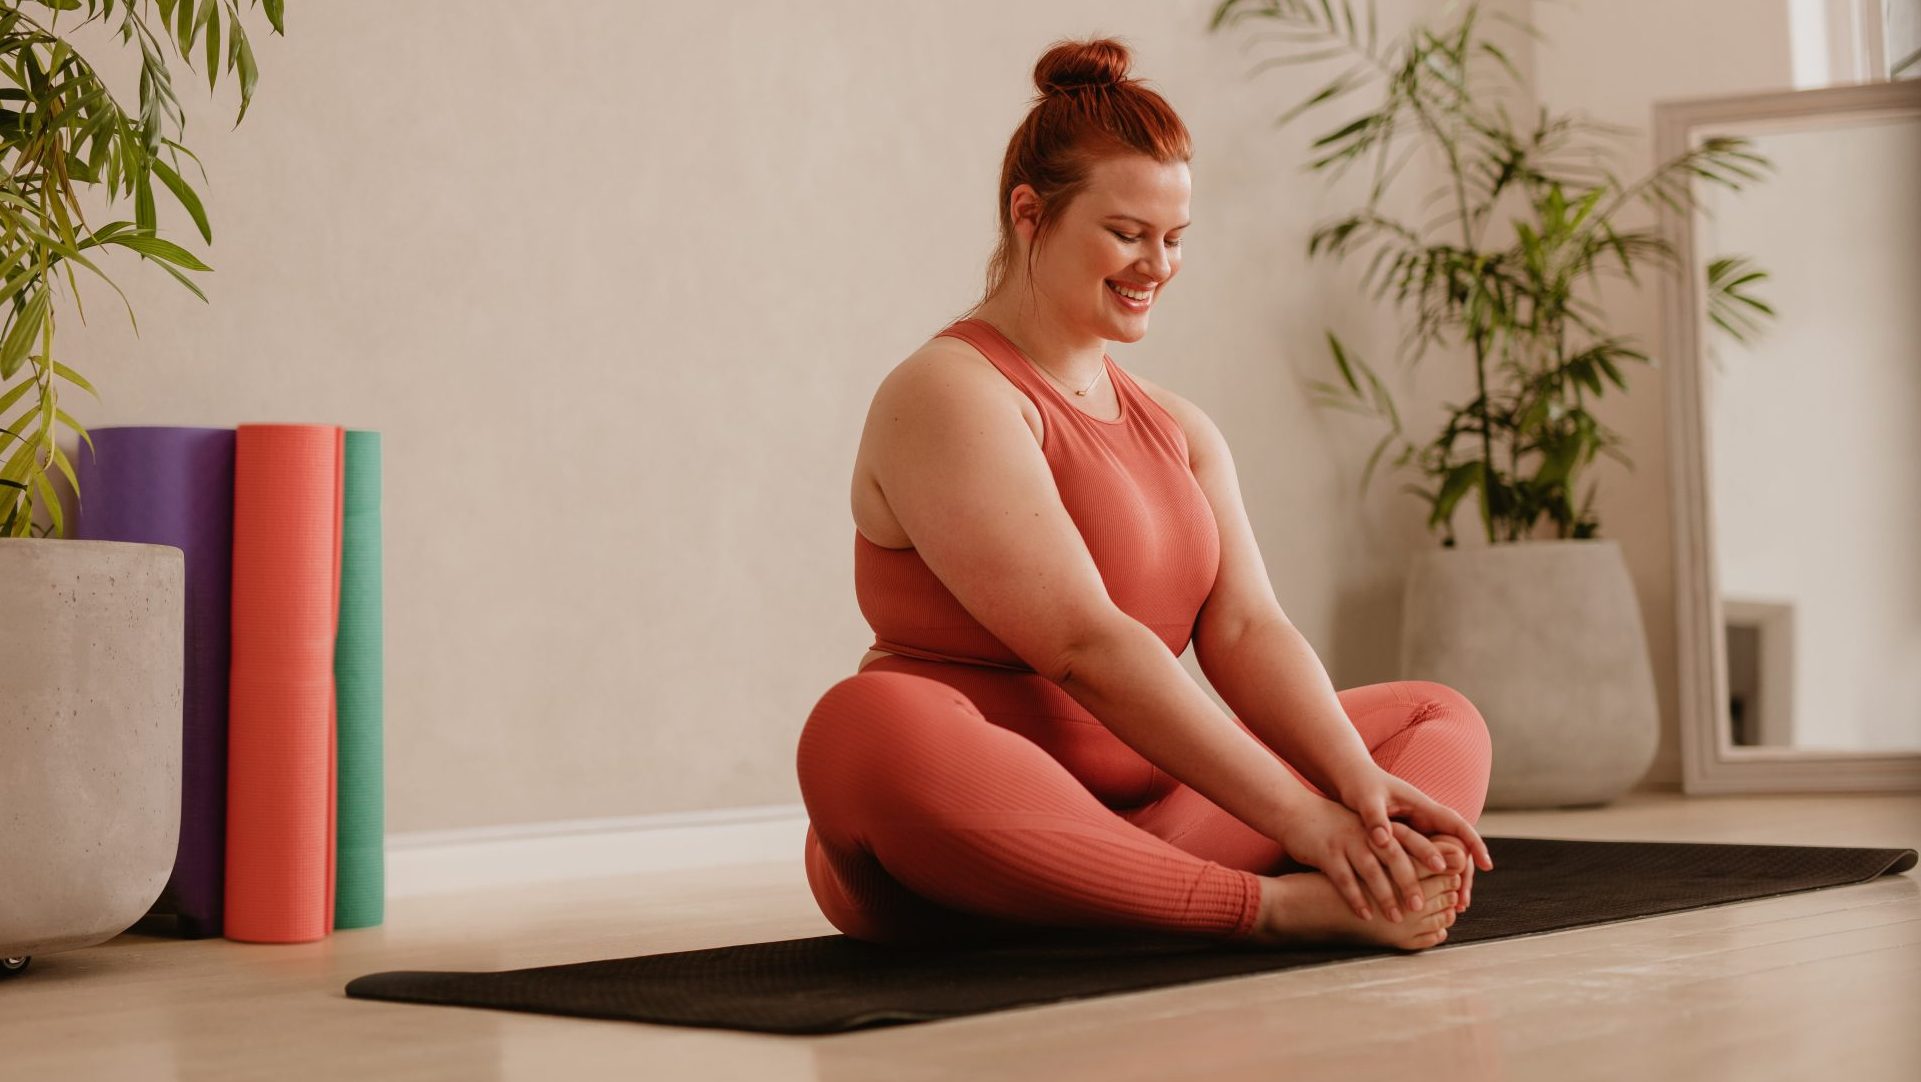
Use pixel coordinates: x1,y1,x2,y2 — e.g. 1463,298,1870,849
1273,793,1440,923
1335,766,1493,913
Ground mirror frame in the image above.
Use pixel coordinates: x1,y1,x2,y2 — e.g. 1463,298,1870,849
1657,78,1921,794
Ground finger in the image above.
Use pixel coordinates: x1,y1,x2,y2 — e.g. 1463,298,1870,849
1328,862,1374,921
1374,830,1427,915
1461,860,1474,910
1448,812,1494,871
1431,807,1494,872
1364,800,1393,849
1352,848,1404,922
1391,822,1449,873
1429,831,1472,873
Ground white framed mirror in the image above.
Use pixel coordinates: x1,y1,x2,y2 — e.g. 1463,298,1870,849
1657,78,1921,794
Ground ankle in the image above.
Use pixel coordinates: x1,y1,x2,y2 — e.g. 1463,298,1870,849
1250,874,1289,937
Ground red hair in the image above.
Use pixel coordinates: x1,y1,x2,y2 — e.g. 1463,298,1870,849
963,36,1193,316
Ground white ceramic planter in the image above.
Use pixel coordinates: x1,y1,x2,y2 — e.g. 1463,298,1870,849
1400,538,1659,809
0,538,183,965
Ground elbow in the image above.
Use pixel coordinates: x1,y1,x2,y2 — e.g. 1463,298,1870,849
1197,609,1291,657
1039,637,1083,685
1044,614,1137,686
1044,645,1083,686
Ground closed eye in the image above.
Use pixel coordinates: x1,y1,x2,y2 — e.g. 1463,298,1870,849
1111,230,1182,247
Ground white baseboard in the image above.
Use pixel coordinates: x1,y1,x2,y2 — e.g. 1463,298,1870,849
384,803,811,899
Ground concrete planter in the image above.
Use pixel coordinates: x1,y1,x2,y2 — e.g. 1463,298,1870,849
0,538,183,965
1399,538,1658,809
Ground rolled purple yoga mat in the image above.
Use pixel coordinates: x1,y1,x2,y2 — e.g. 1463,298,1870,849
72,426,236,939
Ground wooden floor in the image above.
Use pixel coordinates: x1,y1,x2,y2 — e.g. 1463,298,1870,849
5,790,1917,1081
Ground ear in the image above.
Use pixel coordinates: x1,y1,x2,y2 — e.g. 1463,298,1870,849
1008,184,1042,239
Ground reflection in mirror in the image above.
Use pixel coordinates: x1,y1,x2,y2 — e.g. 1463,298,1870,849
1693,110,1921,754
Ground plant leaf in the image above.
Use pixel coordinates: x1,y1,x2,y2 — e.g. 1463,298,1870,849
151,156,212,243
102,231,213,272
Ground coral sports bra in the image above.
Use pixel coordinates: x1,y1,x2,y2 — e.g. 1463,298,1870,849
854,317,1221,672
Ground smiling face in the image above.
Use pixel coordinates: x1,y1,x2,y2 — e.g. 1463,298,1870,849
1009,154,1190,343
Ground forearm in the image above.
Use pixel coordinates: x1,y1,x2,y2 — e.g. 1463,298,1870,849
1195,616,1377,800
1057,620,1320,839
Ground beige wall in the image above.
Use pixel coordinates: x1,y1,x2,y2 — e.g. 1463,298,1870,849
40,0,1795,833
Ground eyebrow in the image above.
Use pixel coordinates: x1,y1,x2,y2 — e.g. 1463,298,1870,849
1105,214,1190,230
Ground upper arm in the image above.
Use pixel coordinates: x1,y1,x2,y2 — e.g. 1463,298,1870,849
864,349,1129,681
1150,387,1291,653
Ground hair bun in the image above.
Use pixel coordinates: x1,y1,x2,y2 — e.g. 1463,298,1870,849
1034,37,1132,96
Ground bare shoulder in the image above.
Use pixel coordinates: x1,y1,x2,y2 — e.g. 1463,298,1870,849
871,334,1043,439
875,334,996,398
901,333,1000,380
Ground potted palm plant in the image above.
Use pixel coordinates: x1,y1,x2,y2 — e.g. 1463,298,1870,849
0,0,282,976
1206,0,1776,807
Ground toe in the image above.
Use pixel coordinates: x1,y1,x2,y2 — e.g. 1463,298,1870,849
1420,891,1458,925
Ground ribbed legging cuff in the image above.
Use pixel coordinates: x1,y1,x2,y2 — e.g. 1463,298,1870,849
1213,866,1264,939
894,810,1267,940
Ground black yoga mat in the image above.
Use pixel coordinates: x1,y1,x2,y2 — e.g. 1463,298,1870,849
345,836,1917,1035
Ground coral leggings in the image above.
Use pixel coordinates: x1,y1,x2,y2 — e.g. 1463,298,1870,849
797,654,1493,946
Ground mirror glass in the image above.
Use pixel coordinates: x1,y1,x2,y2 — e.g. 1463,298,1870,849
1690,110,1921,753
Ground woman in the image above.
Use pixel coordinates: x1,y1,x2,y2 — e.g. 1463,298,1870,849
796,37,1493,951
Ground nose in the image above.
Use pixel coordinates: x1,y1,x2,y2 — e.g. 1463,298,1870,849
1138,247,1172,282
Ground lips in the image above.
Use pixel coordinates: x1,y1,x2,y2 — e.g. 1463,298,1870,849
1106,280,1154,309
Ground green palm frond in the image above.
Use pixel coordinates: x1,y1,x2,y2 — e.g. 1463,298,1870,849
0,0,284,537
1705,255,1775,343
1208,0,1778,544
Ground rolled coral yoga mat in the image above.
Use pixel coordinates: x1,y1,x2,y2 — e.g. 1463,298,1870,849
334,429,385,929
71,426,237,940
225,424,343,943
345,837,1918,1034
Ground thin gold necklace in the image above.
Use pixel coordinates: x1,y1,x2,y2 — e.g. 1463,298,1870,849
1042,359,1103,396
986,319,1103,395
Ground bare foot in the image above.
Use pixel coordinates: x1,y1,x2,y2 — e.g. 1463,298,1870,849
1243,836,1470,951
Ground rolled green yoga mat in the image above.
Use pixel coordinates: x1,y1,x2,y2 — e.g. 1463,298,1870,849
334,429,385,929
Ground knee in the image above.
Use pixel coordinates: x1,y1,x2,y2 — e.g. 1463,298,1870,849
796,671,977,781
1403,680,1492,756
802,671,974,739
797,672,985,839
1403,680,1483,724
1400,680,1493,818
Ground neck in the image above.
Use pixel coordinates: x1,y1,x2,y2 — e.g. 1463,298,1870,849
967,295,1107,389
